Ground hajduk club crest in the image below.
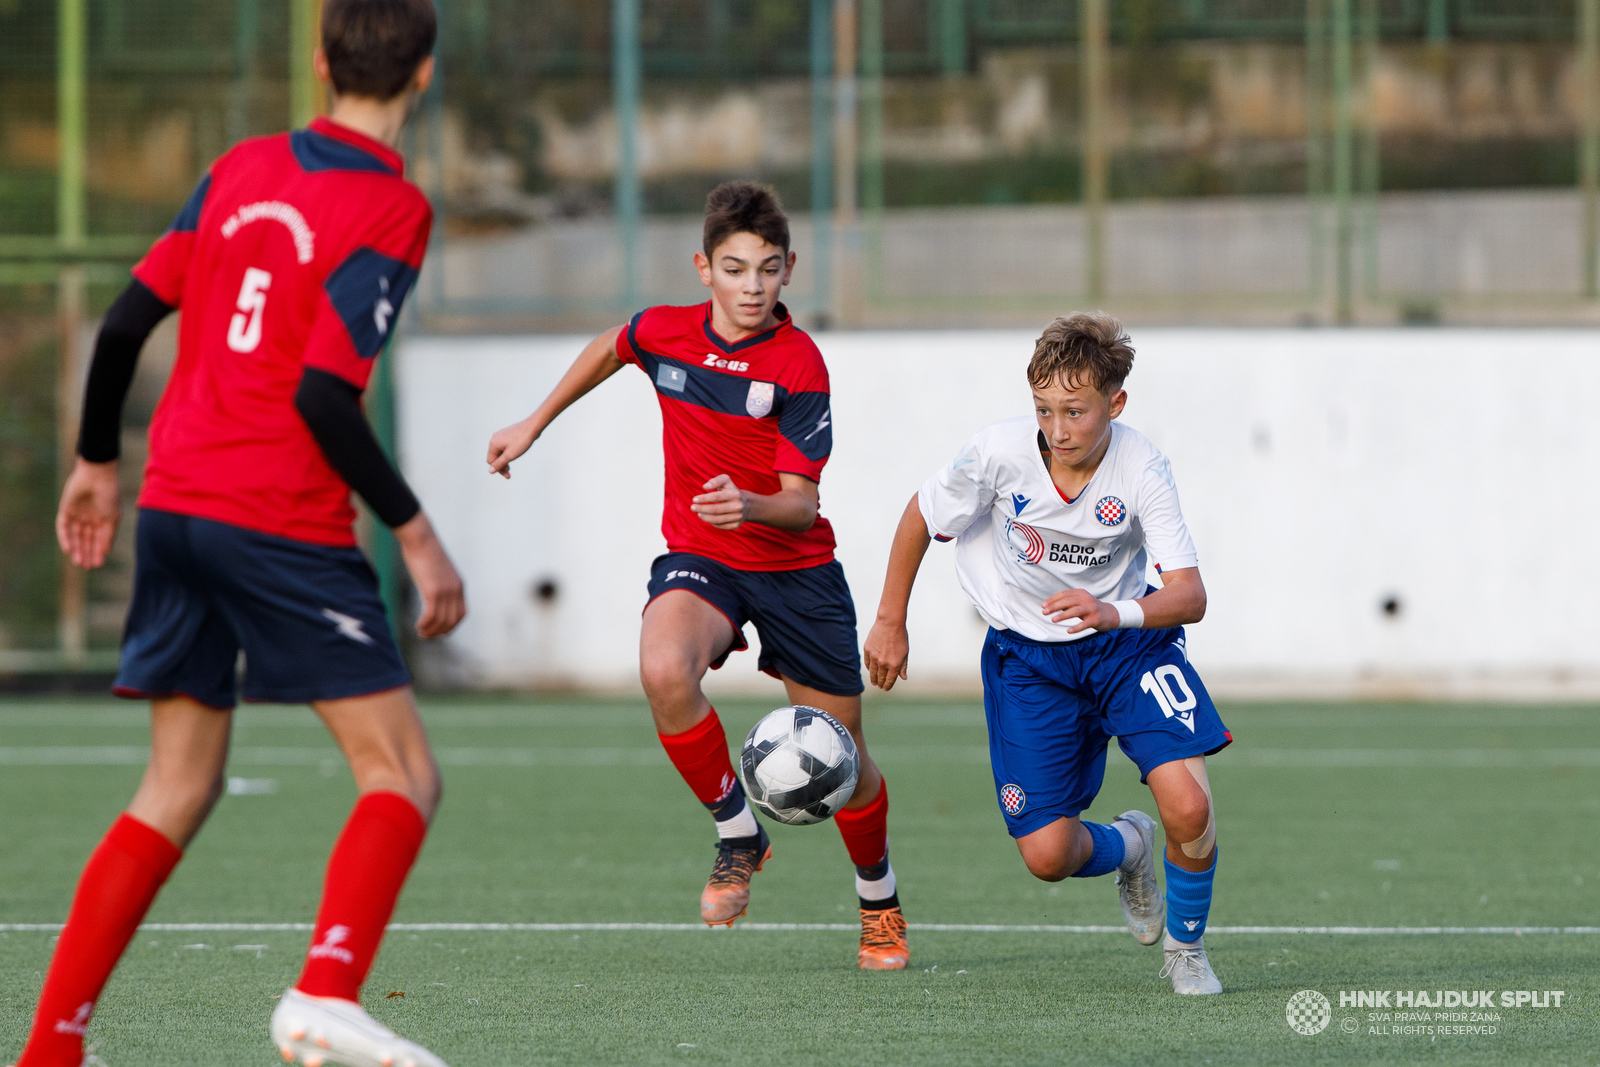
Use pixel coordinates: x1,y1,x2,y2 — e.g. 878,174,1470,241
1095,496,1126,526
999,783,1026,815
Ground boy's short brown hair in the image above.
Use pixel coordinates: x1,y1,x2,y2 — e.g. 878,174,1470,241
322,0,437,101
1027,312,1135,396
703,182,790,258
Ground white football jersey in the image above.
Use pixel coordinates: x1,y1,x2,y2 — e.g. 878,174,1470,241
918,417,1199,643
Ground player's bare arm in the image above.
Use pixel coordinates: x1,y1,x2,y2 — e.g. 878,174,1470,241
863,493,934,691
689,472,819,532
1043,567,1206,634
486,325,625,478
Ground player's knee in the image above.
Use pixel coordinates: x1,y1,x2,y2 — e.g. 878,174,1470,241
1016,821,1088,882
1163,791,1209,839
1023,852,1072,882
639,654,697,706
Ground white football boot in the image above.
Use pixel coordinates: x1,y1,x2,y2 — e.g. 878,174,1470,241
1160,932,1223,995
1112,810,1164,946
270,988,448,1067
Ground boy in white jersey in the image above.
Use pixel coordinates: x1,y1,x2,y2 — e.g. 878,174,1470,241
864,313,1231,994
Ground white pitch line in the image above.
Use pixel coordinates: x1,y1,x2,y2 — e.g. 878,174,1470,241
0,923,1595,935
2,746,1600,768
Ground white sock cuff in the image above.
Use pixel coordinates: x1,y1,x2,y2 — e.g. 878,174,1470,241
715,800,759,840
855,862,897,903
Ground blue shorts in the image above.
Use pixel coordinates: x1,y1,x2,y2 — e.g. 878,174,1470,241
646,552,864,697
114,509,411,709
982,625,1231,838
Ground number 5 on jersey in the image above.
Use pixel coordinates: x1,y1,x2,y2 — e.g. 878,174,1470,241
227,268,273,353
1140,664,1197,732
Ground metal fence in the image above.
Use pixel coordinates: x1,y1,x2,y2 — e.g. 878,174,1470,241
2,0,1599,671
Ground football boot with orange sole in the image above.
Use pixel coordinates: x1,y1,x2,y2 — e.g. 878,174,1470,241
700,823,771,927
858,905,910,970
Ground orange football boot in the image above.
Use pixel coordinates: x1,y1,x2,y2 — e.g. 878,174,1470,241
858,905,910,970
700,824,771,927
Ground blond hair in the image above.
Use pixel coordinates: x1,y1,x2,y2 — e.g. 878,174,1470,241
1027,312,1135,395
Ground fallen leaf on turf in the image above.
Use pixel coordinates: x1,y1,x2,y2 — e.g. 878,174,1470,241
385,991,405,999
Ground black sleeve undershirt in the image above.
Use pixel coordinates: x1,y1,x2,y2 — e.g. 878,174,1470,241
294,367,421,529
76,279,174,463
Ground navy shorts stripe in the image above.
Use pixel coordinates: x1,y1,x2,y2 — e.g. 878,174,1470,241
115,510,410,709
646,552,863,697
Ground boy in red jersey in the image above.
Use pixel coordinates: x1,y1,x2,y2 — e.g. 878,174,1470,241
486,183,909,970
14,3,463,1065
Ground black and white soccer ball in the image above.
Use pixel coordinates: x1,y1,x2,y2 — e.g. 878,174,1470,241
739,705,860,825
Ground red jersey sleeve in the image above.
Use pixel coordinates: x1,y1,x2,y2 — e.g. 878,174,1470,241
300,192,432,389
774,346,832,482
614,307,654,367
130,172,212,306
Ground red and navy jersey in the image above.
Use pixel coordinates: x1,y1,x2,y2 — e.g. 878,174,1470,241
616,302,837,571
131,117,431,547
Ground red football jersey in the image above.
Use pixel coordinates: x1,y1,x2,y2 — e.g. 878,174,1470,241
616,302,837,571
131,117,431,547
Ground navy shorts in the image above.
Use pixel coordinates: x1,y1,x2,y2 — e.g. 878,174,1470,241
646,552,864,697
114,509,411,709
982,625,1231,838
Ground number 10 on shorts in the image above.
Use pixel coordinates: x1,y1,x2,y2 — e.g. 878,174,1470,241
1140,665,1197,732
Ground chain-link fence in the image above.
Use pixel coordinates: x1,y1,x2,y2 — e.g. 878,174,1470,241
2,0,1596,670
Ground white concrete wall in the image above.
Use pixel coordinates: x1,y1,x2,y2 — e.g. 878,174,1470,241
397,328,1600,699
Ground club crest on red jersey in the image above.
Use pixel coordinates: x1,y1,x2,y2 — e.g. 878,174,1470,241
746,380,775,417
1000,783,1026,815
1095,496,1126,526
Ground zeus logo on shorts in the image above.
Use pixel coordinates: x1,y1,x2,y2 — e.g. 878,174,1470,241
1140,665,1198,732
665,569,709,584
1000,783,1026,815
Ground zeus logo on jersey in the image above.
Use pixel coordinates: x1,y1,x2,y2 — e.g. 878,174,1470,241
704,354,750,372
1140,664,1198,731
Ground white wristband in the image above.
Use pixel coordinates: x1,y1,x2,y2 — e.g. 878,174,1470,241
1110,600,1145,629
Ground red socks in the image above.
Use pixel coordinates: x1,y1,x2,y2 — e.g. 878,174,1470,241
834,776,890,868
18,813,182,1067
658,709,739,806
295,791,428,1003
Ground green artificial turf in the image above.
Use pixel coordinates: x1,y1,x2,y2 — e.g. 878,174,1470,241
0,697,1595,1065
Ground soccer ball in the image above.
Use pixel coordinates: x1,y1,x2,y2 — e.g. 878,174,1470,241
739,705,860,825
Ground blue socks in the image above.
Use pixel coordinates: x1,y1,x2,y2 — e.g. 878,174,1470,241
1070,821,1126,878
1164,849,1217,942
